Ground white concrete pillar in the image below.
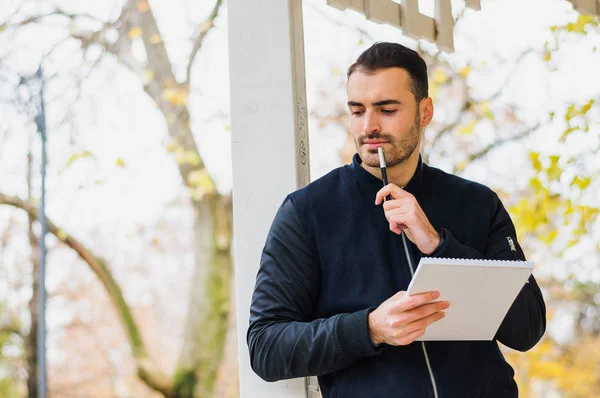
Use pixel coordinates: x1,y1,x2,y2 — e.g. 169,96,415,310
228,0,311,397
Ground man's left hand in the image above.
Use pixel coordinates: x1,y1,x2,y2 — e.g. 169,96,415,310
375,183,440,255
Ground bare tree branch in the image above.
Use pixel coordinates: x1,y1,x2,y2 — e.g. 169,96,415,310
456,122,542,173
0,192,176,397
185,0,223,87
305,2,375,43
0,7,108,32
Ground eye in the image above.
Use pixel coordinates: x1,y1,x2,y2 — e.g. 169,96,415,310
381,109,396,115
351,110,364,116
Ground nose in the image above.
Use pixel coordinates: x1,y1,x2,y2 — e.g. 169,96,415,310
362,110,381,134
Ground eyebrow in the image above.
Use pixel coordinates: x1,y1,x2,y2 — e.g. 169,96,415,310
347,99,401,107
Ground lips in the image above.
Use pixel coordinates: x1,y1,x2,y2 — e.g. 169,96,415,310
363,141,387,150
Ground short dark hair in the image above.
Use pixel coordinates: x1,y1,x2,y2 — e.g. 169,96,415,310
347,42,429,102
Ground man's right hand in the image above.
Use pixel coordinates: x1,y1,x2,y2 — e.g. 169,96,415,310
368,291,449,346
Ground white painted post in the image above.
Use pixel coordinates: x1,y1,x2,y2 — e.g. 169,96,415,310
228,0,311,397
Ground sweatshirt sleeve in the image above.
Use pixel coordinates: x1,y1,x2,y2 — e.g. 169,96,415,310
431,191,546,352
247,197,382,382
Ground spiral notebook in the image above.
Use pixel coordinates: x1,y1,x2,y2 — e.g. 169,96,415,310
406,257,534,341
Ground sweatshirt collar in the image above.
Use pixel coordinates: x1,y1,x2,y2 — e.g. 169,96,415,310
350,152,425,194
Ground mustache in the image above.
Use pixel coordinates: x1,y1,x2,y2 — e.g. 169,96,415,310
358,133,393,145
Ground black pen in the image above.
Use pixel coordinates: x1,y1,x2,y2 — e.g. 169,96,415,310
377,147,392,201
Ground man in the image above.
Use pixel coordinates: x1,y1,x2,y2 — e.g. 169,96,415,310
247,42,546,398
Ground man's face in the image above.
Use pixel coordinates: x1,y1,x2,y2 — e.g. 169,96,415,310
347,67,424,168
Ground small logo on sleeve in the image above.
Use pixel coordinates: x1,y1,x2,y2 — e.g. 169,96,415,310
506,236,516,252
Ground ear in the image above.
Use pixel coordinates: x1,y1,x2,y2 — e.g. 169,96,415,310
420,97,434,127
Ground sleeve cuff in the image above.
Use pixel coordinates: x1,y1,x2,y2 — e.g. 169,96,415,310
428,229,447,257
335,308,383,360
429,228,482,259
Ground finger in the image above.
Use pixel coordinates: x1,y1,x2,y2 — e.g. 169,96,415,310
407,310,446,332
392,291,439,300
401,301,450,324
383,200,413,214
375,184,408,205
396,291,441,312
389,214,409,233
390,291,439,312
396,312,446,346
390,220,403,235
384,206,413,222
396,328,426,346
390,290,408,300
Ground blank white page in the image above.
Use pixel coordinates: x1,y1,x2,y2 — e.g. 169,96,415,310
406,258,534,341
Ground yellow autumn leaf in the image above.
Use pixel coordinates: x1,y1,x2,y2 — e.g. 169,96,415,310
174,148,201,166
571,176,591,190
188,185,213,201
148,34,162,44
458,66,471,78
432,69,448,84
566,15,597,34
116,158,126,168
529,176,543,193
559,126,577,142
480,101,494,120
455,161,468,172
144,69,154,83
459,119,477,135
546,155,561,181
187,169,214,191
162,87,189,106
165,140,179,153
57,229,68,242
529,152,542,172
543,51,552,62
128,26,143,39
136,0,149,12
65,150,94,169
540,229,558,244
580,99,594,114
531,360,565,379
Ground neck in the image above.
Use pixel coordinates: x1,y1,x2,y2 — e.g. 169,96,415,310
361,148,420,188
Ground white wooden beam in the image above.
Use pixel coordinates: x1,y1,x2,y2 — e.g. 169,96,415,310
466,0,482,11
328,0,366,12
349,0,366,12
228,0,310,397
365,0,402,27
401,0,435,42
327,0,351,10
435,0,454,52
572,0,598,14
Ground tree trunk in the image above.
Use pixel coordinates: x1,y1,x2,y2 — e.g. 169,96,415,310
212,267,239,398
26,149,39,398
176,194,233,397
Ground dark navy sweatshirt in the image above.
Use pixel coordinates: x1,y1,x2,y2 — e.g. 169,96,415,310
248,154,546,398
